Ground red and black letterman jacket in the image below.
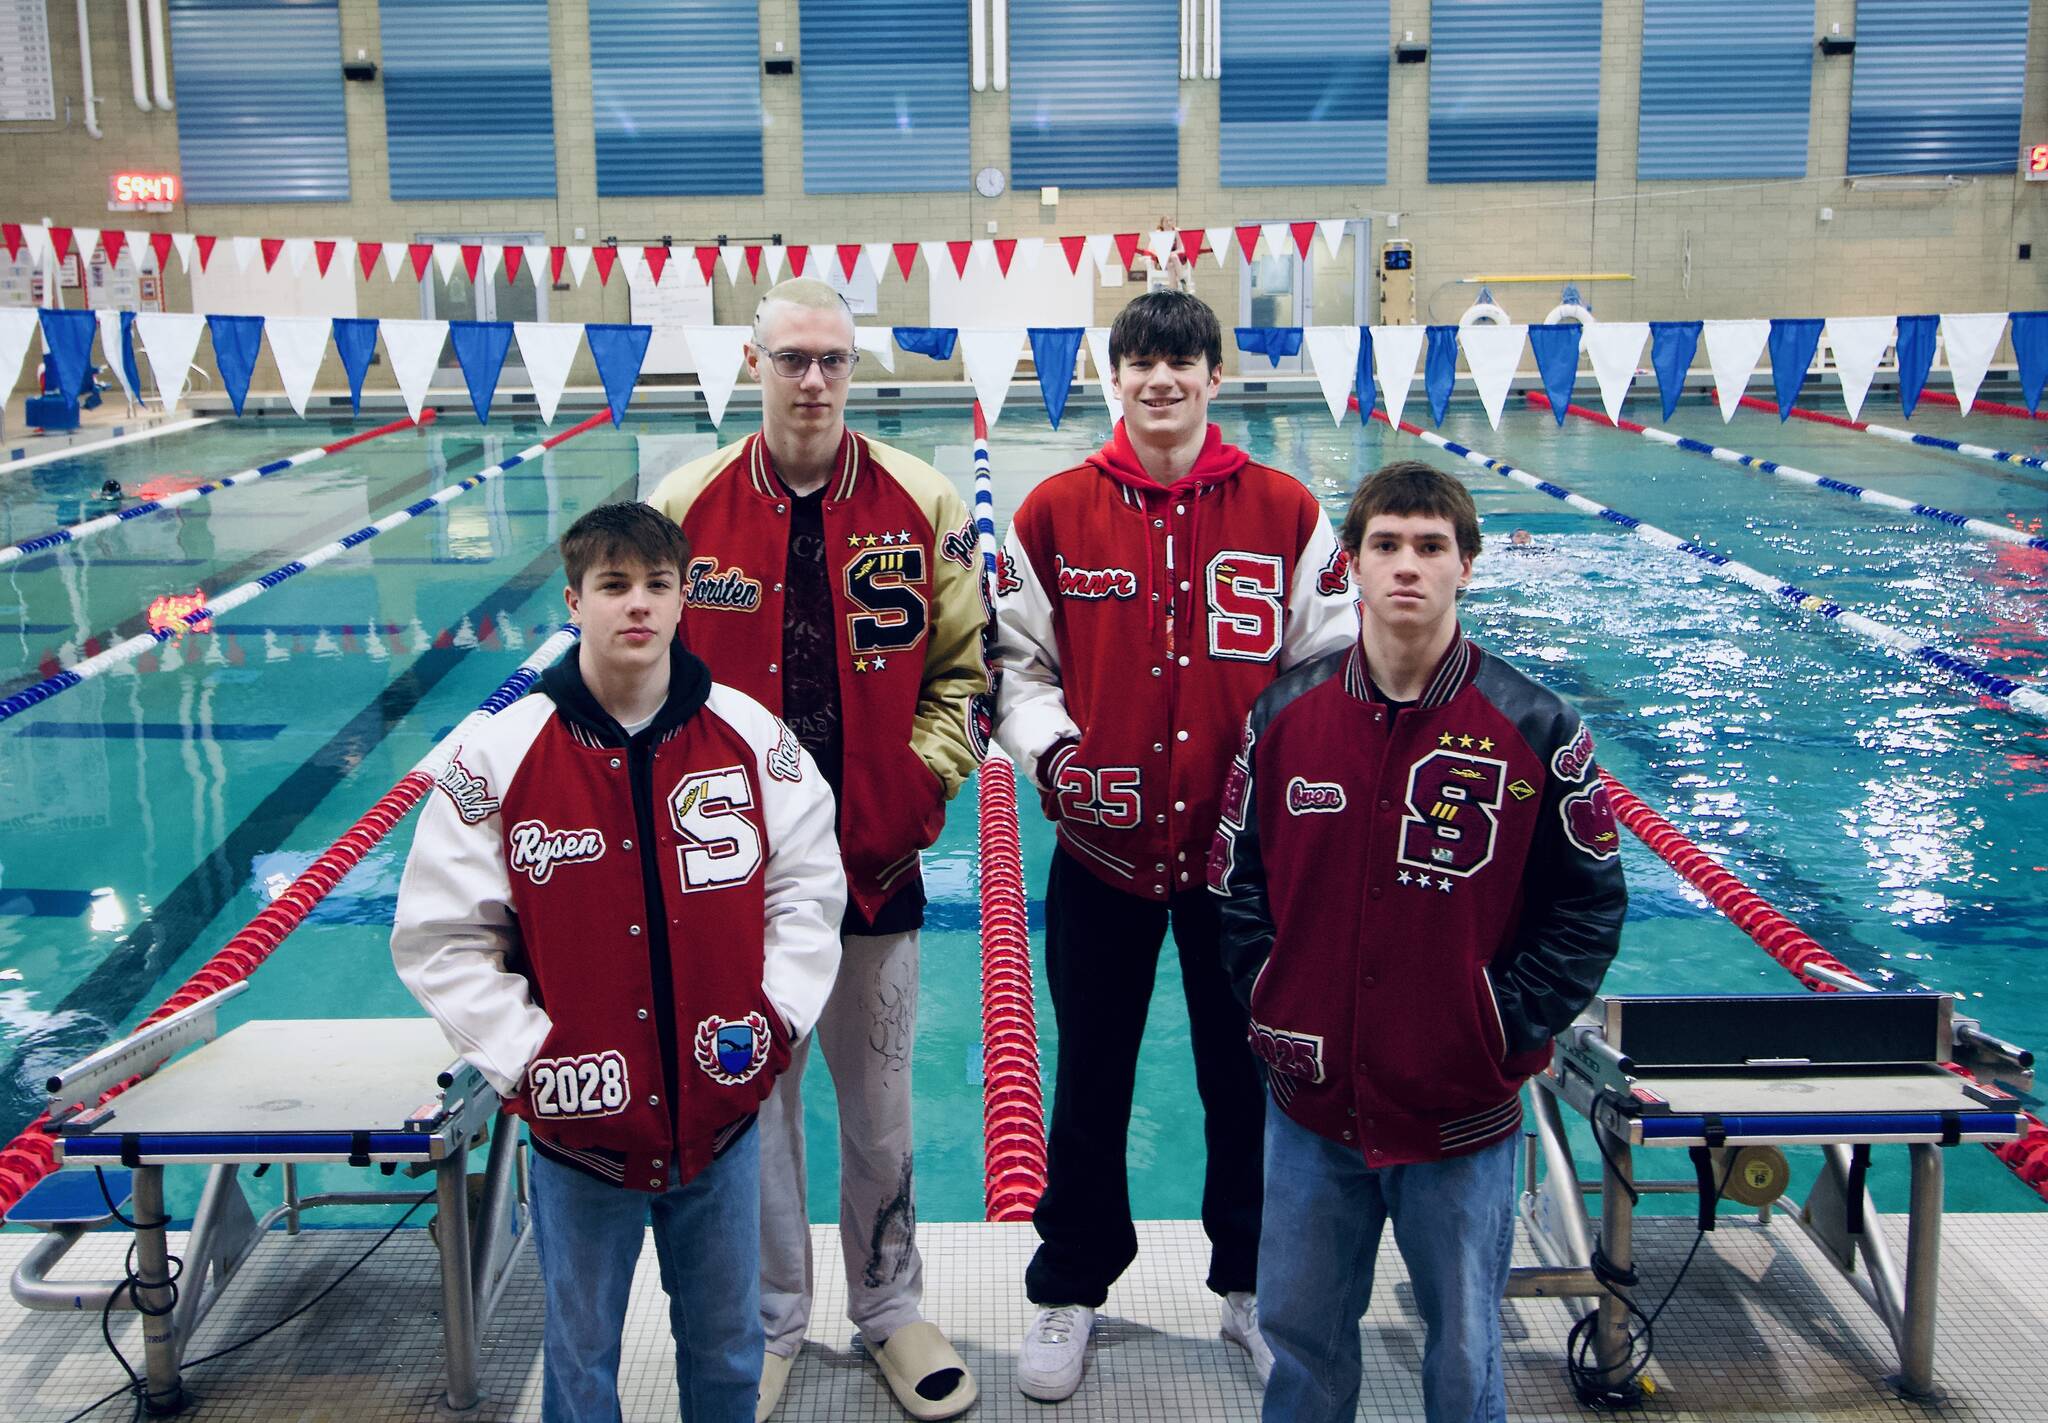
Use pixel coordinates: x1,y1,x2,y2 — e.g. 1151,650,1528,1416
1209,631,1627,1167
391,643,844,1192
991,421,1357,900
648,431,986,924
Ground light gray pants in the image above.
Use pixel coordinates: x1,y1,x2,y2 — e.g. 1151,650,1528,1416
759,929,925,1357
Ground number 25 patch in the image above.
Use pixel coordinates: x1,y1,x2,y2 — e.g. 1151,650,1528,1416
527,1051,630,1118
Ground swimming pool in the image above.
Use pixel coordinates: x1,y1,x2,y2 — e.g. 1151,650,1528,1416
1,393,2043,1228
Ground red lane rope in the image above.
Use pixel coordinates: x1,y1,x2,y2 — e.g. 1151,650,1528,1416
1918,390,2048,422
0,773,436,1219
1732,393,1866,429
1600,769,2048,1201
978,754,1046,1222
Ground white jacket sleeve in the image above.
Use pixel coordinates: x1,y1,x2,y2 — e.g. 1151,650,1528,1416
390,730,553,1100
724,695,846,1043
1280,511,1360,671
991,530,1080,787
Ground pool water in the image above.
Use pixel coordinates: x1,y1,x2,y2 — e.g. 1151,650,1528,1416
0,392,2043,1231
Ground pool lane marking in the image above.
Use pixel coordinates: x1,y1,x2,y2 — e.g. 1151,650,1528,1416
1370,408,2048,723
1531,393,2048,553
2,417,217,472
0,412,434,568
0,411,607,726
1727,393,2048,476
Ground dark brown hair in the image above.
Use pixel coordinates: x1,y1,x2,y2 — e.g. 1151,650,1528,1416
1108,289,1225,372
1340,460,1482,560
561,502,692,588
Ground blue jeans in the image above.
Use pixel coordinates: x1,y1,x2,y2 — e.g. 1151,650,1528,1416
1258,1099,1517,1423
528,1126,762,1423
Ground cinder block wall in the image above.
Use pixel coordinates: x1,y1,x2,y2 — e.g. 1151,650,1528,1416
4,0,2043,400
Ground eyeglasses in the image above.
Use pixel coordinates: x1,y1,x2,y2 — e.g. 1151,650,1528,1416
765,349,859,382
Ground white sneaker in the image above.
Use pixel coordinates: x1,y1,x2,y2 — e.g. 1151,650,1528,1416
1220,1291,1275,1387
1017,1303,1094,1401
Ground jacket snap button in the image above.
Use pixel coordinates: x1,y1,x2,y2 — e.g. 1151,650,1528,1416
652,1158,663,1169
609,758,621,769
650,1178,662,1188
1152,742,1164,753
648,1095,660,1106
1176,730,1189,741
774,582,783,592
1342,1130,1354,1141
1178,655,1189,666
637,1009,648,1020
1370,888,1382,900
1174,801,1186,812
629,925,642,936
1151,667,1162,677
769,663,778,673
622,839,633,850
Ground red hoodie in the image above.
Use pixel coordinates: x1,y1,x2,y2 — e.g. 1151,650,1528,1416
991,421,1359,899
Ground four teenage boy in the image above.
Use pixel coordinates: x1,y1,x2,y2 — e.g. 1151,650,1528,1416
392,285,1625,1421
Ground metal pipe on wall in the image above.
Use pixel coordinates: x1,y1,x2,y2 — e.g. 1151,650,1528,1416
1181,0,1192,79
147,0,173,109
971,0,986,91
1209,0,1221,79
991,0,1006,91
76,0,104,137
124,0,151,109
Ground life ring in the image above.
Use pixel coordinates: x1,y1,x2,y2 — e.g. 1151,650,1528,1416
1458,301,1511,328
1544,302,1596,327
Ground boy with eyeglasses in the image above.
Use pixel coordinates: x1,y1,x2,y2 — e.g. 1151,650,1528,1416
648,278,987,1422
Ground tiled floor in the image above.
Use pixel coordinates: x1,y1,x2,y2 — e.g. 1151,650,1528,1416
7,1211,2046,1421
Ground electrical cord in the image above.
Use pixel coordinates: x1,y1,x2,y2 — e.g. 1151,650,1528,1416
1564,1099,1735,1409
58,1170,432,1422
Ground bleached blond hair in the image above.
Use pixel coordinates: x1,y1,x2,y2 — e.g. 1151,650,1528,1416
751,277,855,349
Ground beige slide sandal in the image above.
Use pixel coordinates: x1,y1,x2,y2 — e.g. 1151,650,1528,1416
874,1321,978,1420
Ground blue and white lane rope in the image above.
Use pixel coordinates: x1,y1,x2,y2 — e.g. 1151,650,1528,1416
971,402,999,590
1371,410,2048,722
414,623,581,778
0,410,608,725
1731,393,2048,475
0,412,434,568
1534,394,2048,555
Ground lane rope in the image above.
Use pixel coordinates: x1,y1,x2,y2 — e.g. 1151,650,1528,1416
1532,393,2047,553
0,411,607,726
1601,769,2048,1203
0,624,581,1222
1368,408,2048,721
1727,393,2048,477
970,400,1048,1223
0,412,434,568
1917,390,2048,424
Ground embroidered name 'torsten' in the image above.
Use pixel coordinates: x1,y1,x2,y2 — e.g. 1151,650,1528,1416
683,557,763,611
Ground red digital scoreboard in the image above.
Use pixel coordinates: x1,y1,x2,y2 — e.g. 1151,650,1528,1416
2027,143,2048,182
107,172,179,211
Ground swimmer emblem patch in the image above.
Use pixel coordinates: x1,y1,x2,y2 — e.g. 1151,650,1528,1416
694,1011,772,1086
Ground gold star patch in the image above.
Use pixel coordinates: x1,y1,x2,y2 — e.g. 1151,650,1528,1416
1438,732,1455,747
846,535,862,548
853,657,870,672
1457,734,1474,748
1507,779,1536,802
863,533,880,547
1478,737,1494,752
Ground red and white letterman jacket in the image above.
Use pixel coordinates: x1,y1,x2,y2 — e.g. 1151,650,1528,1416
391,644,844,1192
991,421,1357,899
647,431,986,923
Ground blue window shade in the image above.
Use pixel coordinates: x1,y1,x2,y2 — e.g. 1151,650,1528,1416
1428,0,1600,182
380,0,556,199
1639,1,1811,178
589,0,762,196
1847,0,2028,176
1009,0,1179,190
1220,0,1387,186
799,1,969,193
166,0,349,203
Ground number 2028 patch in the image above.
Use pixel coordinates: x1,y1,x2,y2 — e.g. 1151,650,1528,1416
527,1050,630,1119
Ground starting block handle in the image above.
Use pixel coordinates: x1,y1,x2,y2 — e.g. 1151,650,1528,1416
44,983,250,1122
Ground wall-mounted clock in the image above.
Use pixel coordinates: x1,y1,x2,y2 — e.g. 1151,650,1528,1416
975,166,1007,198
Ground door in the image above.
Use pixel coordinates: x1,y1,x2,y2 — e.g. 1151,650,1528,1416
1240,237,1307,373
418,232,548,385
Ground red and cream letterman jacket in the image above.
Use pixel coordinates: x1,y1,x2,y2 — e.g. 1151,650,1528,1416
647,431,986,922
391,643,845,1192
991,421,1357,899
1209,633,1628,1167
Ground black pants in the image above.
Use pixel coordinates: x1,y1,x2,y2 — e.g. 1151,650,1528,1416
1025,845,1265,1308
